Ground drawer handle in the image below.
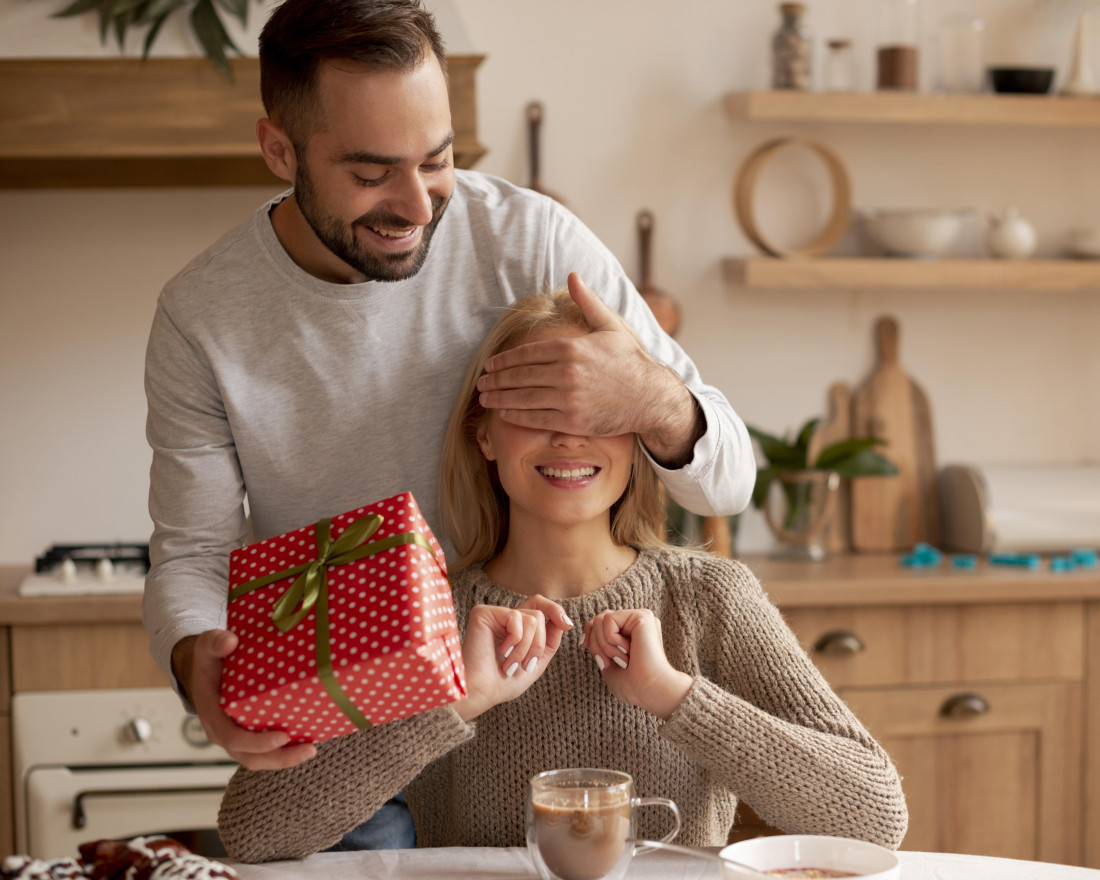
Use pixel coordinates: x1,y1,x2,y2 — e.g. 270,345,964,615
812,631,865,656
939,693,990,719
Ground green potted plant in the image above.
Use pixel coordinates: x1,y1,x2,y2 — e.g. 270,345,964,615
748,418,897,560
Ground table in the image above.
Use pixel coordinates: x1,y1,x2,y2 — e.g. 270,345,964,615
226,846,1100,880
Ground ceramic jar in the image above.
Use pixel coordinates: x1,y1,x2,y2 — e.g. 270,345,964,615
987,207,1037,259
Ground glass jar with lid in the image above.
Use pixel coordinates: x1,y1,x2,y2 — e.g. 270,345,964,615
876,0,921,90
772,3,812,90
824,38,856,91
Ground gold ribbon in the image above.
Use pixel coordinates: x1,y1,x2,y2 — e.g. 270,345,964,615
229,513,435,730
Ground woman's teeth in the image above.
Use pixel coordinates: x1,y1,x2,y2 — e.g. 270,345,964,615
537,466,597,480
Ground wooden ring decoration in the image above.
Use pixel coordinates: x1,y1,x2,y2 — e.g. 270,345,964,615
733,136,851,259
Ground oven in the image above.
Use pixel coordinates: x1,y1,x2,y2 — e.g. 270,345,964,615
12,687,237,860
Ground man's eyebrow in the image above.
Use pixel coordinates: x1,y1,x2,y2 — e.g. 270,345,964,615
336,132,455,167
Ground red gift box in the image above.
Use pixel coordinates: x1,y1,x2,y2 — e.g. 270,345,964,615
219,492,466,743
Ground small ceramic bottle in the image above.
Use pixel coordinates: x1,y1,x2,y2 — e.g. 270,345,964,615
987,207,1037,259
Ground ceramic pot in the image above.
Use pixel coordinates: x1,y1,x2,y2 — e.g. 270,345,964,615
987,207,1037,259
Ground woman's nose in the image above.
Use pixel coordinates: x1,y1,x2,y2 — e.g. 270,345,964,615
550,431,590,448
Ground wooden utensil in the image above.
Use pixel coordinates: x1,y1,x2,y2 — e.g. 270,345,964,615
807,381,853,555
525,101,566,205
636,209,683,338
850,317,939,552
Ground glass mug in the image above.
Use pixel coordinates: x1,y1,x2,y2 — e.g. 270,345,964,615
526,768,681,880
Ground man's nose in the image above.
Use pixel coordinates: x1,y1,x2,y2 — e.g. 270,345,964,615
390,171,435,226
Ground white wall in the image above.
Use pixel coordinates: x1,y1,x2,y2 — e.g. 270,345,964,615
1,0,1098,562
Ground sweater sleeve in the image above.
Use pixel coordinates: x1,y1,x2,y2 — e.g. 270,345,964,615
658,558,908,849
217,706,475,863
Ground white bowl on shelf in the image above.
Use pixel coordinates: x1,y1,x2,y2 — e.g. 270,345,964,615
719,834,900,880
856,208,973,258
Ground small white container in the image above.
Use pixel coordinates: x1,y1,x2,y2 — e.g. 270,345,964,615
986,206,1037,259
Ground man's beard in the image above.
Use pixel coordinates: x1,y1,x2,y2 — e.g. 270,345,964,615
294,162,450,283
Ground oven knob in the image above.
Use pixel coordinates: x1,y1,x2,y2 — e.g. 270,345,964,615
124,716,154,744
181,715,213,748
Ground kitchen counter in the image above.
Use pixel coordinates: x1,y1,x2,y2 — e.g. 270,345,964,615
0,566,143,625
2,555,1099,622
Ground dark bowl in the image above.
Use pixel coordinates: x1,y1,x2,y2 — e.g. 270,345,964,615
988,66,1055,94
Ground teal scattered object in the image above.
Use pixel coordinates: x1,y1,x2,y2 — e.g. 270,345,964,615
1070,548,1098,569
901,543,945,569
989,552,1041,570
951,554,977,570
1050,556,1076,573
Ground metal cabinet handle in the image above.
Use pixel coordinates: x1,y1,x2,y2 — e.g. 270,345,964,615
939,693,990,719
72,785,228,829
812,630,865,656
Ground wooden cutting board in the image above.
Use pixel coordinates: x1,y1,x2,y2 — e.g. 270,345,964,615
808,382,852,555
850,317,939,552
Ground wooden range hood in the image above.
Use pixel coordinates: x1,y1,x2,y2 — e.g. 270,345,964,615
0,55,486,188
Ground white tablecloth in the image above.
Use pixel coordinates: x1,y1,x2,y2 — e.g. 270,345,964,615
226,846,1100,880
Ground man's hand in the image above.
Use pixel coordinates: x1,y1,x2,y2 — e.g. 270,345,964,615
477,273,703,468
172,630,318,771
454,595,572,722
581,609,692,721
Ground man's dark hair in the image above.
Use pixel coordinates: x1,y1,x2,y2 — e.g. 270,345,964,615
259,0,448,149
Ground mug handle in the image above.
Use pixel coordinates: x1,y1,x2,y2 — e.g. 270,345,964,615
630,797,681,855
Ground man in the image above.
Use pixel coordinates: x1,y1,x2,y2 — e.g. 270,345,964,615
143,0,754,851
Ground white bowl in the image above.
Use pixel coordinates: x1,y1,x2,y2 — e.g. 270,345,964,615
857,208,972,258
719,834,900,880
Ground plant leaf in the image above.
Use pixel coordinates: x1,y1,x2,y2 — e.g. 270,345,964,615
215,0,248,27
751,465,780,510
795,418,819,454
135,0,186,25
141,8,172,57
747,425,804,469
52,0,110,19
813,436,885,470
829,447,899,478
190,0,235,80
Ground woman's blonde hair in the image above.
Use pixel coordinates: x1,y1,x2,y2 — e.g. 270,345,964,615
441,290,667,570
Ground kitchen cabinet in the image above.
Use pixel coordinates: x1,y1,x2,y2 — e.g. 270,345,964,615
0,56,486,188
724,90,1100,291
782,602,1084,863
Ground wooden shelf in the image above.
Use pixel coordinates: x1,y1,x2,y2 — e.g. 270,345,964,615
0,56,487,188
726,90,1100,127
724,257,1100,290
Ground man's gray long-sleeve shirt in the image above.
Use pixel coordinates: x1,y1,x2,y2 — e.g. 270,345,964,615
143,170,754,690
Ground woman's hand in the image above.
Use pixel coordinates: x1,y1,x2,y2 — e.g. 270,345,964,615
582,609,693,720
454,595,573,721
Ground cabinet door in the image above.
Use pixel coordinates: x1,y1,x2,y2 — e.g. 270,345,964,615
841,682,1082,865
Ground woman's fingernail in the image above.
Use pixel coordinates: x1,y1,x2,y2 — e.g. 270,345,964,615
595,655,605,671
503,644,514,658
505,662,519,677
562,613,575,627
525,657,538,674
616,644,629,655
613,655,628,669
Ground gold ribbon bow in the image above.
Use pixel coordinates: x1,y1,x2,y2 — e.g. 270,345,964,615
229,513,435,730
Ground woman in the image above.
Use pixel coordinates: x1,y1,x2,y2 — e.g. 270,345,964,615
218,290,907,863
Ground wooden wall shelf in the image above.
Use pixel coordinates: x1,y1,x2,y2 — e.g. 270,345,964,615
0,56,487,188
724,257,1100,290
726,90,1100,128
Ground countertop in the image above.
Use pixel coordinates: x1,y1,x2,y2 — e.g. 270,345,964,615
1,554,1098,625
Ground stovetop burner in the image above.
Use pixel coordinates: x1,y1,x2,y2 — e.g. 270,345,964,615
21,542,151,597
34,542,150,573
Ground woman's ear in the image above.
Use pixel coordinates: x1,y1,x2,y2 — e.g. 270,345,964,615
475,421,495,461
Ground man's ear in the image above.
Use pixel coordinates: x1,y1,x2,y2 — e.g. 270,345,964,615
475,421,495,461
256,118,297,183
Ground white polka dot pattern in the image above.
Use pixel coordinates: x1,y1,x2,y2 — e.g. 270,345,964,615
218,493,466,743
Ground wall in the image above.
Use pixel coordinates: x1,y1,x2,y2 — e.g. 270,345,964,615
1,0,1098,562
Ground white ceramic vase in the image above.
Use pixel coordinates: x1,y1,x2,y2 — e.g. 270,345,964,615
987,207,1037,259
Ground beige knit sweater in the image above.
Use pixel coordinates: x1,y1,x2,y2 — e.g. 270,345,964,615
218,549,908,863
